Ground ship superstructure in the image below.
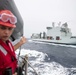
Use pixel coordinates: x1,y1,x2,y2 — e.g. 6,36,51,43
31,22,76,45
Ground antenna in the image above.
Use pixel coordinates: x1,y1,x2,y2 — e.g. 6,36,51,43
52,22,55,27
58,22,61,27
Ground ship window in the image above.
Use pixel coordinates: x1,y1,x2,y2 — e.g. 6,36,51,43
47,37,50,40
47,36,53,40
50,37,53,39
56,36,60,40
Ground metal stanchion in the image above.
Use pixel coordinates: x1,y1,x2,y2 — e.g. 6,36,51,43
20,55,38,75
24,55,28,75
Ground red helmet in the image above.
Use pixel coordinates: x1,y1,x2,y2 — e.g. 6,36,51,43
0,10,17,28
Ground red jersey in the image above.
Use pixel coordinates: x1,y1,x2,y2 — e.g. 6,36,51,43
0,39,17,75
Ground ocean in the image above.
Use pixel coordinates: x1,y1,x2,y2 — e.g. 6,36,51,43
15,40,76,75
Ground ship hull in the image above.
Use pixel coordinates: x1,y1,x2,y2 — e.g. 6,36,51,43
32,38,76,45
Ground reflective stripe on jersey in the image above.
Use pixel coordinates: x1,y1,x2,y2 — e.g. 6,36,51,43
0,45,7,55
8,42,13,51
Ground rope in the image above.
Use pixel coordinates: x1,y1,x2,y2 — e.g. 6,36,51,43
20,56,39,75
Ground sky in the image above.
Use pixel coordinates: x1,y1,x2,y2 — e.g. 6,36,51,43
14,0,76,38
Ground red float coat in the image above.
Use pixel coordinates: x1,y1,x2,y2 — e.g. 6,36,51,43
0,39,17,75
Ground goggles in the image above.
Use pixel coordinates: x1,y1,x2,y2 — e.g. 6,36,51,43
0,13,17,24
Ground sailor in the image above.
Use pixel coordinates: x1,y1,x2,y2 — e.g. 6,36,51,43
0,10,26,75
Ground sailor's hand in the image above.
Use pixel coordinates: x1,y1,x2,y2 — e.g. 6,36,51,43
14,36,27,50
13,72,17,75
19,36,27,45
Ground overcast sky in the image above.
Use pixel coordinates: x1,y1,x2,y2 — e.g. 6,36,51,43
14,0,76,38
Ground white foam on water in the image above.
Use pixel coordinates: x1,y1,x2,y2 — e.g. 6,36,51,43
15,48,76,75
